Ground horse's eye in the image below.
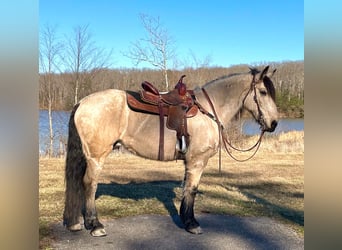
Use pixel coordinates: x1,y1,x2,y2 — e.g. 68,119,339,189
259,89,267,96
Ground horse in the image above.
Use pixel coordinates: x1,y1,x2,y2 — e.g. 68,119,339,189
63,65,278,237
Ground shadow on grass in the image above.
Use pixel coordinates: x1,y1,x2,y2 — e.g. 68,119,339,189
229,182,304,227
95,180,183,228
203,171,304,227
242,191,304,226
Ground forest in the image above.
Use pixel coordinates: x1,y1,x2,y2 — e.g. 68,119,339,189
39,20,303,118
39,60,304,118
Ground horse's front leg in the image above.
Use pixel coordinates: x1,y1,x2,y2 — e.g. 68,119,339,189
83,157,107,237
180,158,207,234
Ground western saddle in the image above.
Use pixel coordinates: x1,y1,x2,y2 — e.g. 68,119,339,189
126,75,198,160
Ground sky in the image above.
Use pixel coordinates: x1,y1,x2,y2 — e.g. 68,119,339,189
39,0,303,69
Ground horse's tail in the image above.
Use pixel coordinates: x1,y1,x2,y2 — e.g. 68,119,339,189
63,103,87,228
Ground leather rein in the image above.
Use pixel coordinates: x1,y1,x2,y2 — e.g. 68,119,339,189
194,74,265,172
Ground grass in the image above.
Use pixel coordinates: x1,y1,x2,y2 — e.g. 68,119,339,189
39,131,304,249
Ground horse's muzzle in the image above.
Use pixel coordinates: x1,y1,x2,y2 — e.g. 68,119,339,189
265,120,278,132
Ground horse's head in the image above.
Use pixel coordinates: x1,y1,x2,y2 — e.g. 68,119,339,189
243,66,278,132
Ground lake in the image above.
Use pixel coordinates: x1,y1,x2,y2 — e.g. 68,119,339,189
39,110,304,156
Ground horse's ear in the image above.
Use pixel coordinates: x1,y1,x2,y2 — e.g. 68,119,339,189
259,65,269,80
267,69,277,78
249,67,260,76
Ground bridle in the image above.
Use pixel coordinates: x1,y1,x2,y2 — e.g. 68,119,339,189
195,71,266,172
242,70,267,131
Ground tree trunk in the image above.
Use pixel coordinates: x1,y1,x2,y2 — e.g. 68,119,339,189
48,94,54,158
74,78,79,105
164,68,169,91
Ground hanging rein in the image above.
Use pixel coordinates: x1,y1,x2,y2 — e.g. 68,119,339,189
194,72,266,173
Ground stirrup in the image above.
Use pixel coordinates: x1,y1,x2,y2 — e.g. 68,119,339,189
176,136,187,154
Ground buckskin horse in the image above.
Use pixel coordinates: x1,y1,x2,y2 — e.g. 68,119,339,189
63,66,278,236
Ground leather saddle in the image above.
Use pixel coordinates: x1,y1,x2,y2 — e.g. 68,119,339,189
126,75,198,160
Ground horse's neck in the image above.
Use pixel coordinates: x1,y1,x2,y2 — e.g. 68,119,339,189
197,75,250,125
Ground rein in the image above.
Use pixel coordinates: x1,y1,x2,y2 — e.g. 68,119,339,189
197,76,265,173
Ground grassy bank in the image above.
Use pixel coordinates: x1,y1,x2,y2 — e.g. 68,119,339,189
39,131,304,248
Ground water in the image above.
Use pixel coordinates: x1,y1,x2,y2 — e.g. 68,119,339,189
39,110,304,155
39,110,70,156
242,118,304,136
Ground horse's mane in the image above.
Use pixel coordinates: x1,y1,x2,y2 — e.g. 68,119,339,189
263,75,276,101
202,67,276,101
203,71,250,87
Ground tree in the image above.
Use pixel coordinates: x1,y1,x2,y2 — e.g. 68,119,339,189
186,49,213,84
188,49,212,69
63,24,113,105
39,24,63,157
125,14,176,90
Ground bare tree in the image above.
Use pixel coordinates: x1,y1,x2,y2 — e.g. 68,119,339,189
186,49,213,84
188,49,212,69
39,24,63,157
125,14,176,90
63,24,113,105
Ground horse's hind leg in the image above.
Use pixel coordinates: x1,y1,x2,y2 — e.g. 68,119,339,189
83,156,108,237
180,157,208,234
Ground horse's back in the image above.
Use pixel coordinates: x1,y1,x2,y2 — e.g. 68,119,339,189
76,89,127,120
78,89,126,107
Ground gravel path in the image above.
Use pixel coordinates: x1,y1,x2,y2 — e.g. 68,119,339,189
51,214,303,250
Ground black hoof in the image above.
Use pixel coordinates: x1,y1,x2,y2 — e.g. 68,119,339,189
182,218,202,234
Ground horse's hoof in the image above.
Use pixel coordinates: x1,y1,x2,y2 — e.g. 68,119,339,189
90,227,107,237
68,223,82,232
186,226,203,234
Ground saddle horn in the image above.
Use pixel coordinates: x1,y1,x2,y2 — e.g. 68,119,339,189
178,75,186,84
175,75,187,96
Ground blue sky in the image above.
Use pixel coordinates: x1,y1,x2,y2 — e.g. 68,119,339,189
39,0,303,69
